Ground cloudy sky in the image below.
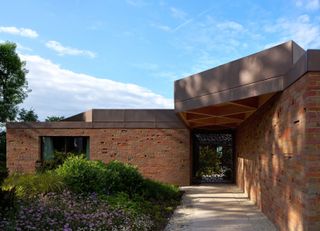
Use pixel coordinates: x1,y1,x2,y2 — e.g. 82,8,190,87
0,0,320,120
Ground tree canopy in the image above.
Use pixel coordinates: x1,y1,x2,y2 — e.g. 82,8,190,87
45,116,65,122
18,108,38,122
0,42,29,122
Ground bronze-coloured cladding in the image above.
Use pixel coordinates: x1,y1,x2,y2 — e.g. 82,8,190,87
8,110,187,129
284,49,320,88
174,41,320,129
17,42,319,131
174,41,305,112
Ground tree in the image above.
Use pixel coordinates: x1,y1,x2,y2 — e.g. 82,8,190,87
18,108,38,122
45,116,65,122
0,41,29,122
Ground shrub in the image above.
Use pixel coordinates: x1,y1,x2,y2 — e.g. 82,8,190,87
2,171,65,199
141,178,180,201
55,155,119,194
56,156,145,196
0,163,8,185
37,151,84,172
0,187,16,210
106,160,144,196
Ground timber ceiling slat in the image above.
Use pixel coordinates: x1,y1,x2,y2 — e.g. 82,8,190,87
189,104,255,117
191,116,243,125
228,97,259,110
179,93,276,130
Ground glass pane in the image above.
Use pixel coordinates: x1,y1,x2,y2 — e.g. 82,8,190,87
42,137,54,160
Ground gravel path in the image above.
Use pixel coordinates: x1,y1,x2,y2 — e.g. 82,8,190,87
165,184,277,231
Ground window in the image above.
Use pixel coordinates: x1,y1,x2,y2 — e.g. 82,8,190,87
41,136,90,161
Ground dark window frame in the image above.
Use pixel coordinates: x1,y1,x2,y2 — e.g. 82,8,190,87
40,136,90,161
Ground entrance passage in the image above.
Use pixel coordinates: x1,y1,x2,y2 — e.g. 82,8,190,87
165,185,277,231
192,131,234,184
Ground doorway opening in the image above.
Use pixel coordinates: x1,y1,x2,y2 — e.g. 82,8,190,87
192,130,235,184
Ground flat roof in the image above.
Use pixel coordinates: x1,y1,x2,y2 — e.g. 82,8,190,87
7,109,186,129
174,41,305,112
7,41,320,131
174,40,320,129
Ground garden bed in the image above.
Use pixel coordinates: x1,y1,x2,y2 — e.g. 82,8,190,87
0,156,182,230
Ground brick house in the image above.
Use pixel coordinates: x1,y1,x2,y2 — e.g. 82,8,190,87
6,41,320,230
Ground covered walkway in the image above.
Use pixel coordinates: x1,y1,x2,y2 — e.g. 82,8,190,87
165,184,277,231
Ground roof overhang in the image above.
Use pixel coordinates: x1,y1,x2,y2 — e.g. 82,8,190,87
174,41,320,130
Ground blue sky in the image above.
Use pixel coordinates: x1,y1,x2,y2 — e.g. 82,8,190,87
0,0,320,119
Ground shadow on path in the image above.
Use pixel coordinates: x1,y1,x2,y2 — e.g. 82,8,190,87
165,184,277,231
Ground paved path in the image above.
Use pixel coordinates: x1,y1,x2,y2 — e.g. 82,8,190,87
165,184,277,231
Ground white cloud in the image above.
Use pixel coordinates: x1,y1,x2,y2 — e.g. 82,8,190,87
16,43,33,52
265,14,320,48
170,7,187,20
45,40,96,58
217,21,245,32
0,26,38,38
19,54,173,120
295,0,320,10
150,22,172,32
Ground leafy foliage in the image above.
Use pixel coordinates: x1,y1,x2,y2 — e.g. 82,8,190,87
106,160,144,196
17,108,38,122
0,42,29,122
0,131,7,184
55,156,146,196
55,155,117,194
140,178,180,201
36,151,81,172
0,131,5,161
0,187,15,211
196,145,222,177
2,157,181,230
0,164,8,185
2,171,65,199
45,116,65,122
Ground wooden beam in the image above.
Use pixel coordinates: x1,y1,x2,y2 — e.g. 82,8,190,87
188,104,256,116
187,105,255,118
229,97,259,110
258,93,275,106
191,121,238,128
190,116,243,125
185,112,211,121
178,112,190,127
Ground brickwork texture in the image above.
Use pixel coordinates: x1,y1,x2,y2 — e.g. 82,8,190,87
6,72,320,230
6,128,190,186
236,72,320,231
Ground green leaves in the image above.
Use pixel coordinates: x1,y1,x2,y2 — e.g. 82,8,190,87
1,172,65,199
0,41,29,122
17,108,38,122
45,116,65,122
55,155,114,194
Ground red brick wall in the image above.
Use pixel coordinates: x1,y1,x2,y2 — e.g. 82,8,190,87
6,128,190,186
236,72,320,231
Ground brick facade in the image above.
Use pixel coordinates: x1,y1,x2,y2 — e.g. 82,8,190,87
236,72,320,231
6,44,320,231
6,128,190,186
